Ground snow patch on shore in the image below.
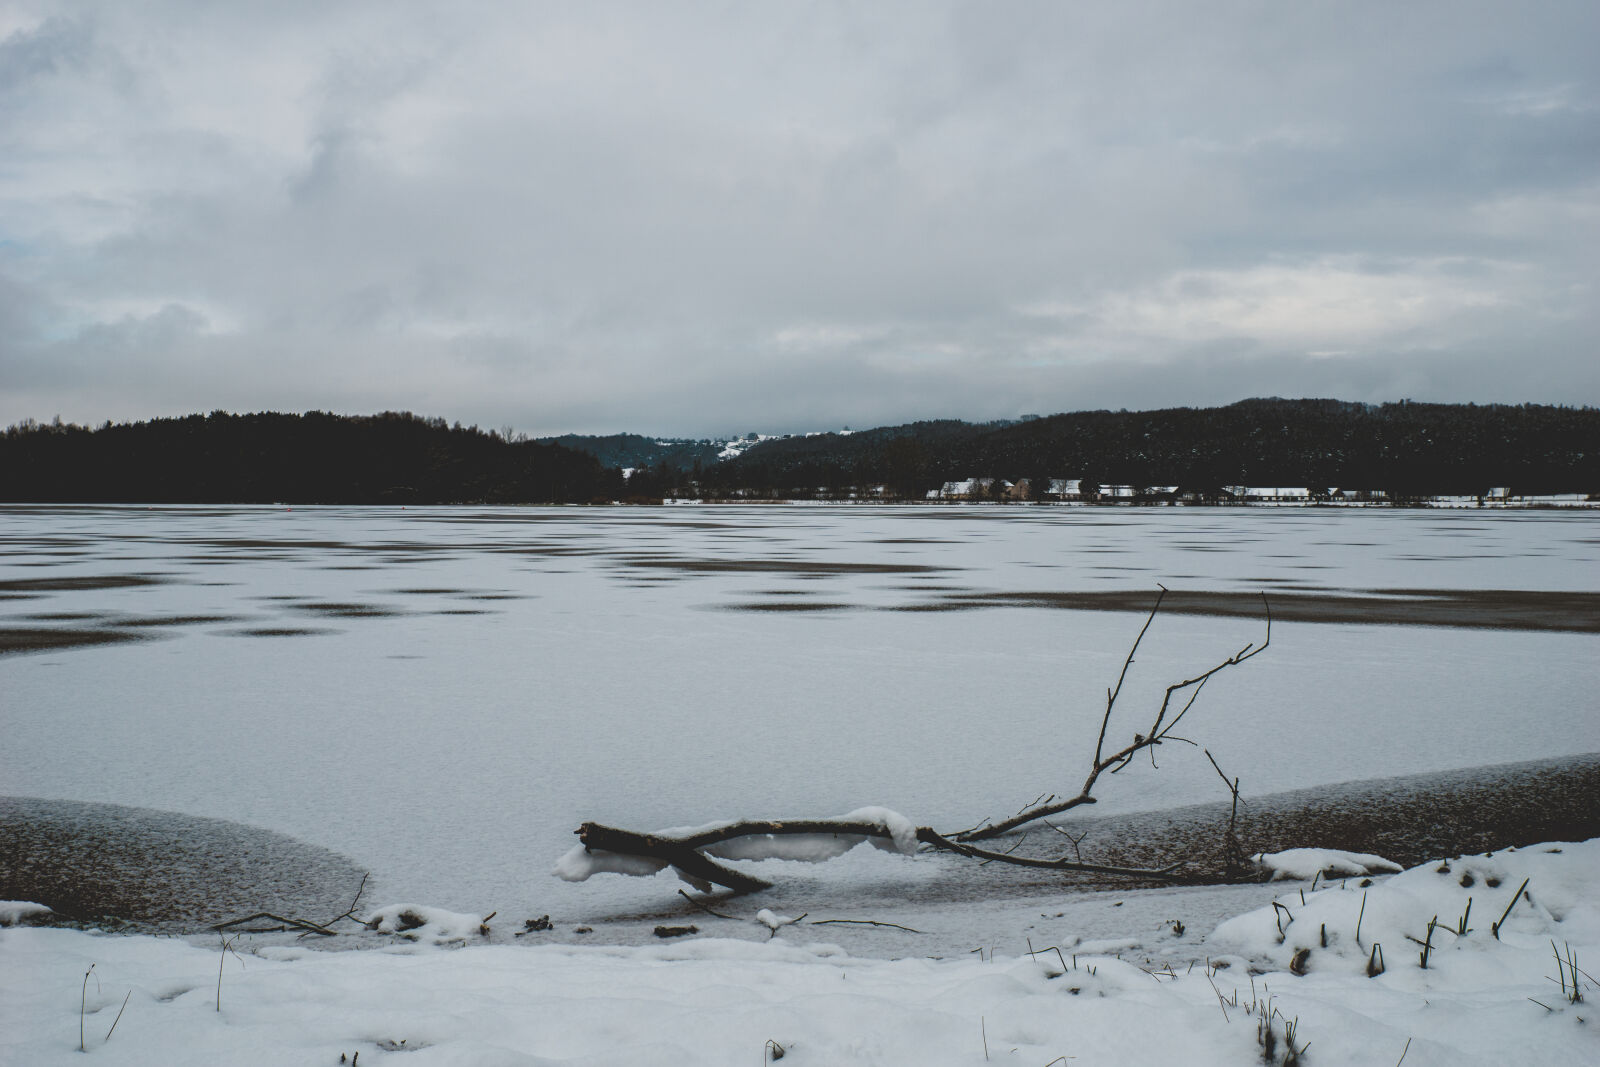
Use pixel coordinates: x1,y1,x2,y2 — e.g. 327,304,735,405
6,840,1596,1065
1252,847,1403,881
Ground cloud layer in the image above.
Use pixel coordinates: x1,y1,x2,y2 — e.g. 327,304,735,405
2,1,1596,434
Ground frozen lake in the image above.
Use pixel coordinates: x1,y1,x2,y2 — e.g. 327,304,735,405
3,505,1597,926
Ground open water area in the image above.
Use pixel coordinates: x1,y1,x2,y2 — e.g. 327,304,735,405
2,505,1597,947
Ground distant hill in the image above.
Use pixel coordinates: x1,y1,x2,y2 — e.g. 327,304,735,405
541,433,728,472
707,399,1599,497
3,400,1595,502
0,411,620,504
541,429,869,471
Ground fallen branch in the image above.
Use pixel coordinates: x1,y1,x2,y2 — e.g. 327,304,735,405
571,818,1183,895
561,590,1270,895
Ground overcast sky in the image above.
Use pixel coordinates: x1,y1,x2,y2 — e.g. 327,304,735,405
2,1,1596,437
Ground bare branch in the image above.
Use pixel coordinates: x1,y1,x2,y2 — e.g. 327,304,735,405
958,592,1270,842
1094,586,1167,767
212,912,338,936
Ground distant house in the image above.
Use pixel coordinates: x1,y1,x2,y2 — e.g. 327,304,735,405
938,479,976,499
1238,487,1312,503
934,477,1009,500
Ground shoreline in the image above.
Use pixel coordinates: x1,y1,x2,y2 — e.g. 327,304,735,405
6,753,1596,945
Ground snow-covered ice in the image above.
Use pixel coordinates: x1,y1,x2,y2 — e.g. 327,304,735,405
4,506,1595,925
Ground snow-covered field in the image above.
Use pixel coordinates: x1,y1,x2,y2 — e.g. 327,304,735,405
4,839,1596,1065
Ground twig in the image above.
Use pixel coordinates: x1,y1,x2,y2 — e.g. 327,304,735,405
1204,748,1247,871
677,889,741,920
1042,820,1089,862
80,964,96,1053
1492,877,1530,940
104,991,132,1043
212,872,370,939
213,911,338,936
325,872,370,927
1395,1036,1412,1066
809,918,924,934
216,933,244,1012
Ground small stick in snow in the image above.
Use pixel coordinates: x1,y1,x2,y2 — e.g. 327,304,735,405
810,918,924,934
104,991,132,1044
1491,877,1531,940
80,964,96,1053
216,933,244,1011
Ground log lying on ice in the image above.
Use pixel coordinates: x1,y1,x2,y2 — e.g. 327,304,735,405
559,809,1183,895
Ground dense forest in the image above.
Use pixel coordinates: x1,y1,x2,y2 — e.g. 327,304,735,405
700,399,1600,499
0,411,621,504
1,400,1595,503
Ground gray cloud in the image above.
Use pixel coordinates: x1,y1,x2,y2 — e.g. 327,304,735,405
1,0,1596,435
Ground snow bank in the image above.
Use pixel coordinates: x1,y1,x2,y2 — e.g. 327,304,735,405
0,900,52,926
6,841,1596,1065
1216,840,1600,976
361,904,491,944
1252,847,1403,881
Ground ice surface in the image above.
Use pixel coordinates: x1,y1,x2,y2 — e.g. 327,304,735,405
2,505,1597,928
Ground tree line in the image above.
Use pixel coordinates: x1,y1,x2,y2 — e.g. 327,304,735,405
0,411,623,504
700,399,1600,499
3,399,1595,503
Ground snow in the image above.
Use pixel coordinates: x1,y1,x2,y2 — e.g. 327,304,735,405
6,839,1597,1065
1252,847,1403,881
1,900,52,925
361,903,493,944
841,806,921,854
553,845,669,882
